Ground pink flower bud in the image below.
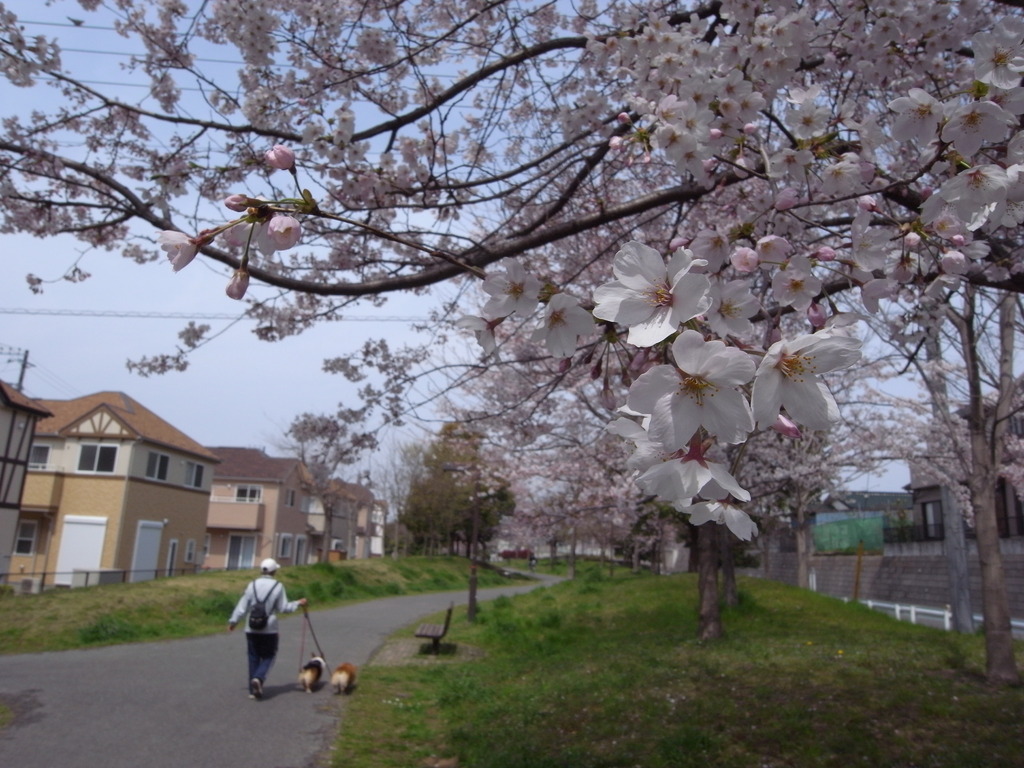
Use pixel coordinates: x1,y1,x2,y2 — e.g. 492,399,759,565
857,195,878,212
709,128,723,140
950,234,966,246
226,269,250,300
731,247,760,273
774,187,800,211
743,122,757,135
266,215,302,250
609,136,624,150
668,236,688,251
224,194,249,212
617,112,632,124
807,302,827,329
813,246,837,262
265,144,296,171
903,232,921,248
771,414,803,439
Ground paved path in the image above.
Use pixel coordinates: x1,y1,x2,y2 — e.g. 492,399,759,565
0,574,559,768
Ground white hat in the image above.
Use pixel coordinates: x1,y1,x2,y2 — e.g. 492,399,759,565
260,558,280,573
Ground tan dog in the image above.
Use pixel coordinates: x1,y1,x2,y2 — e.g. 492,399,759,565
331,662,358,694
298,655,327,693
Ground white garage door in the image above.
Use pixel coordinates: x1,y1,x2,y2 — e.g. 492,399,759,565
55,516,107,586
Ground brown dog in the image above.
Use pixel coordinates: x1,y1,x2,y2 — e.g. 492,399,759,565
298,656,327,693
331,662,358,694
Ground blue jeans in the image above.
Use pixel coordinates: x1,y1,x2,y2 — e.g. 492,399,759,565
246,632,279,682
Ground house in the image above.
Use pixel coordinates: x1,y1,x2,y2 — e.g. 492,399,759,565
11,392,218,590
205,447,315,570
0,381,52,581
892,474,1024,552
303,477,381,561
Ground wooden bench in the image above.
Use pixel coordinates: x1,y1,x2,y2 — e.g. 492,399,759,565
415,602,454,654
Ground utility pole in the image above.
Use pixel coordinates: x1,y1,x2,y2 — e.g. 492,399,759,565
0,345,29,391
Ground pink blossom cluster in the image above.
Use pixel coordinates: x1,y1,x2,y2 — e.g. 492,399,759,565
157,146,304,300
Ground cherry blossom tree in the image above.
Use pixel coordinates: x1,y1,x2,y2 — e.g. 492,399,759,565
3,0,1024,681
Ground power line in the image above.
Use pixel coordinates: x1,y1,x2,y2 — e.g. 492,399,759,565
0,308,428,321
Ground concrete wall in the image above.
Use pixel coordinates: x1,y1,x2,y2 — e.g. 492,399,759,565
745,548,1024,617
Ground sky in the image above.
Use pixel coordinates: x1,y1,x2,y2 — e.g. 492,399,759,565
0,0,911,493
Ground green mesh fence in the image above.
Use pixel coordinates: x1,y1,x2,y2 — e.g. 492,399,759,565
813,517,884,553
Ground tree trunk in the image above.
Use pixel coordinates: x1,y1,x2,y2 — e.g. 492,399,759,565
795,503,810,590
956,288,1020,685
971,475,1020,684
697,524,723,641
720,528,738,607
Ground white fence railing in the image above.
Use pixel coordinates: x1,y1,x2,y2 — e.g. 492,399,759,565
851,598,1024,636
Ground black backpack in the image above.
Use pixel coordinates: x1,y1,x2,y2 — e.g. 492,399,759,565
248,580,280,630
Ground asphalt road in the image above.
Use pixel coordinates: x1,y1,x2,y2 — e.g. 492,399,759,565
0,574,558,768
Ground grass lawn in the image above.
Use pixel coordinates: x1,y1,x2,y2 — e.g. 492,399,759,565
335,566,1024,768
0,557,516,654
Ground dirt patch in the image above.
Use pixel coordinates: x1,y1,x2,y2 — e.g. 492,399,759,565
368,638,484,666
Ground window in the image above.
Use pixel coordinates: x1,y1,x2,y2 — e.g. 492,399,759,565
184,539,196,564
236,485,262,502
166,539,179,577
285,488,296,507
278,533,294,560
15,521,37,555
28,444,50,469
78,444,117,473
146,451,170,481
185,462,205,489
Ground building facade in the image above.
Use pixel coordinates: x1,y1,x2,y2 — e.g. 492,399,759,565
10,392,218,590
205,447,314,570
0,381,52,580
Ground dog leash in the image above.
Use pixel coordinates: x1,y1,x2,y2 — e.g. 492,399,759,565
301,605,327,662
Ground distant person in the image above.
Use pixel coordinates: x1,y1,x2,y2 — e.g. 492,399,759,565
228,558,307,700
529,554,537,572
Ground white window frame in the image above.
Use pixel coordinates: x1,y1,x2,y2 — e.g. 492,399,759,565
278,533,294,560
285,488,296,507
236,484,262,502
78,444,118,473
184,461,205,489
145,451,170,481
184,538,196,564
15,520,37,555
28,444,50,470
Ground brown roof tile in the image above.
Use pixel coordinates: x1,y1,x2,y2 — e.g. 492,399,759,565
209,446,301,482
34,391,219,461
0,381,52,418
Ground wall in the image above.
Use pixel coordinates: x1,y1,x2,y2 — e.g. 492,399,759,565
746,549,1024,617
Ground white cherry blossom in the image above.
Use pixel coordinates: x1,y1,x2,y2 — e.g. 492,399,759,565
593,241,712,347
626,329,756,447
531,293,594,359
686,500,758,541
481,258,542,319
751,331,862,431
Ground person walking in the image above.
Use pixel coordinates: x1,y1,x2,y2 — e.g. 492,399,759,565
228,558,307,700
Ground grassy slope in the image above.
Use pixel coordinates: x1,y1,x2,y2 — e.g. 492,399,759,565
0,557,513,654
336,566,1024,768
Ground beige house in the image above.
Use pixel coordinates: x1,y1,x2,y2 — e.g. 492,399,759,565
0,382,52,581
205,447,314,570
303,478,382,561
12,392,218,590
